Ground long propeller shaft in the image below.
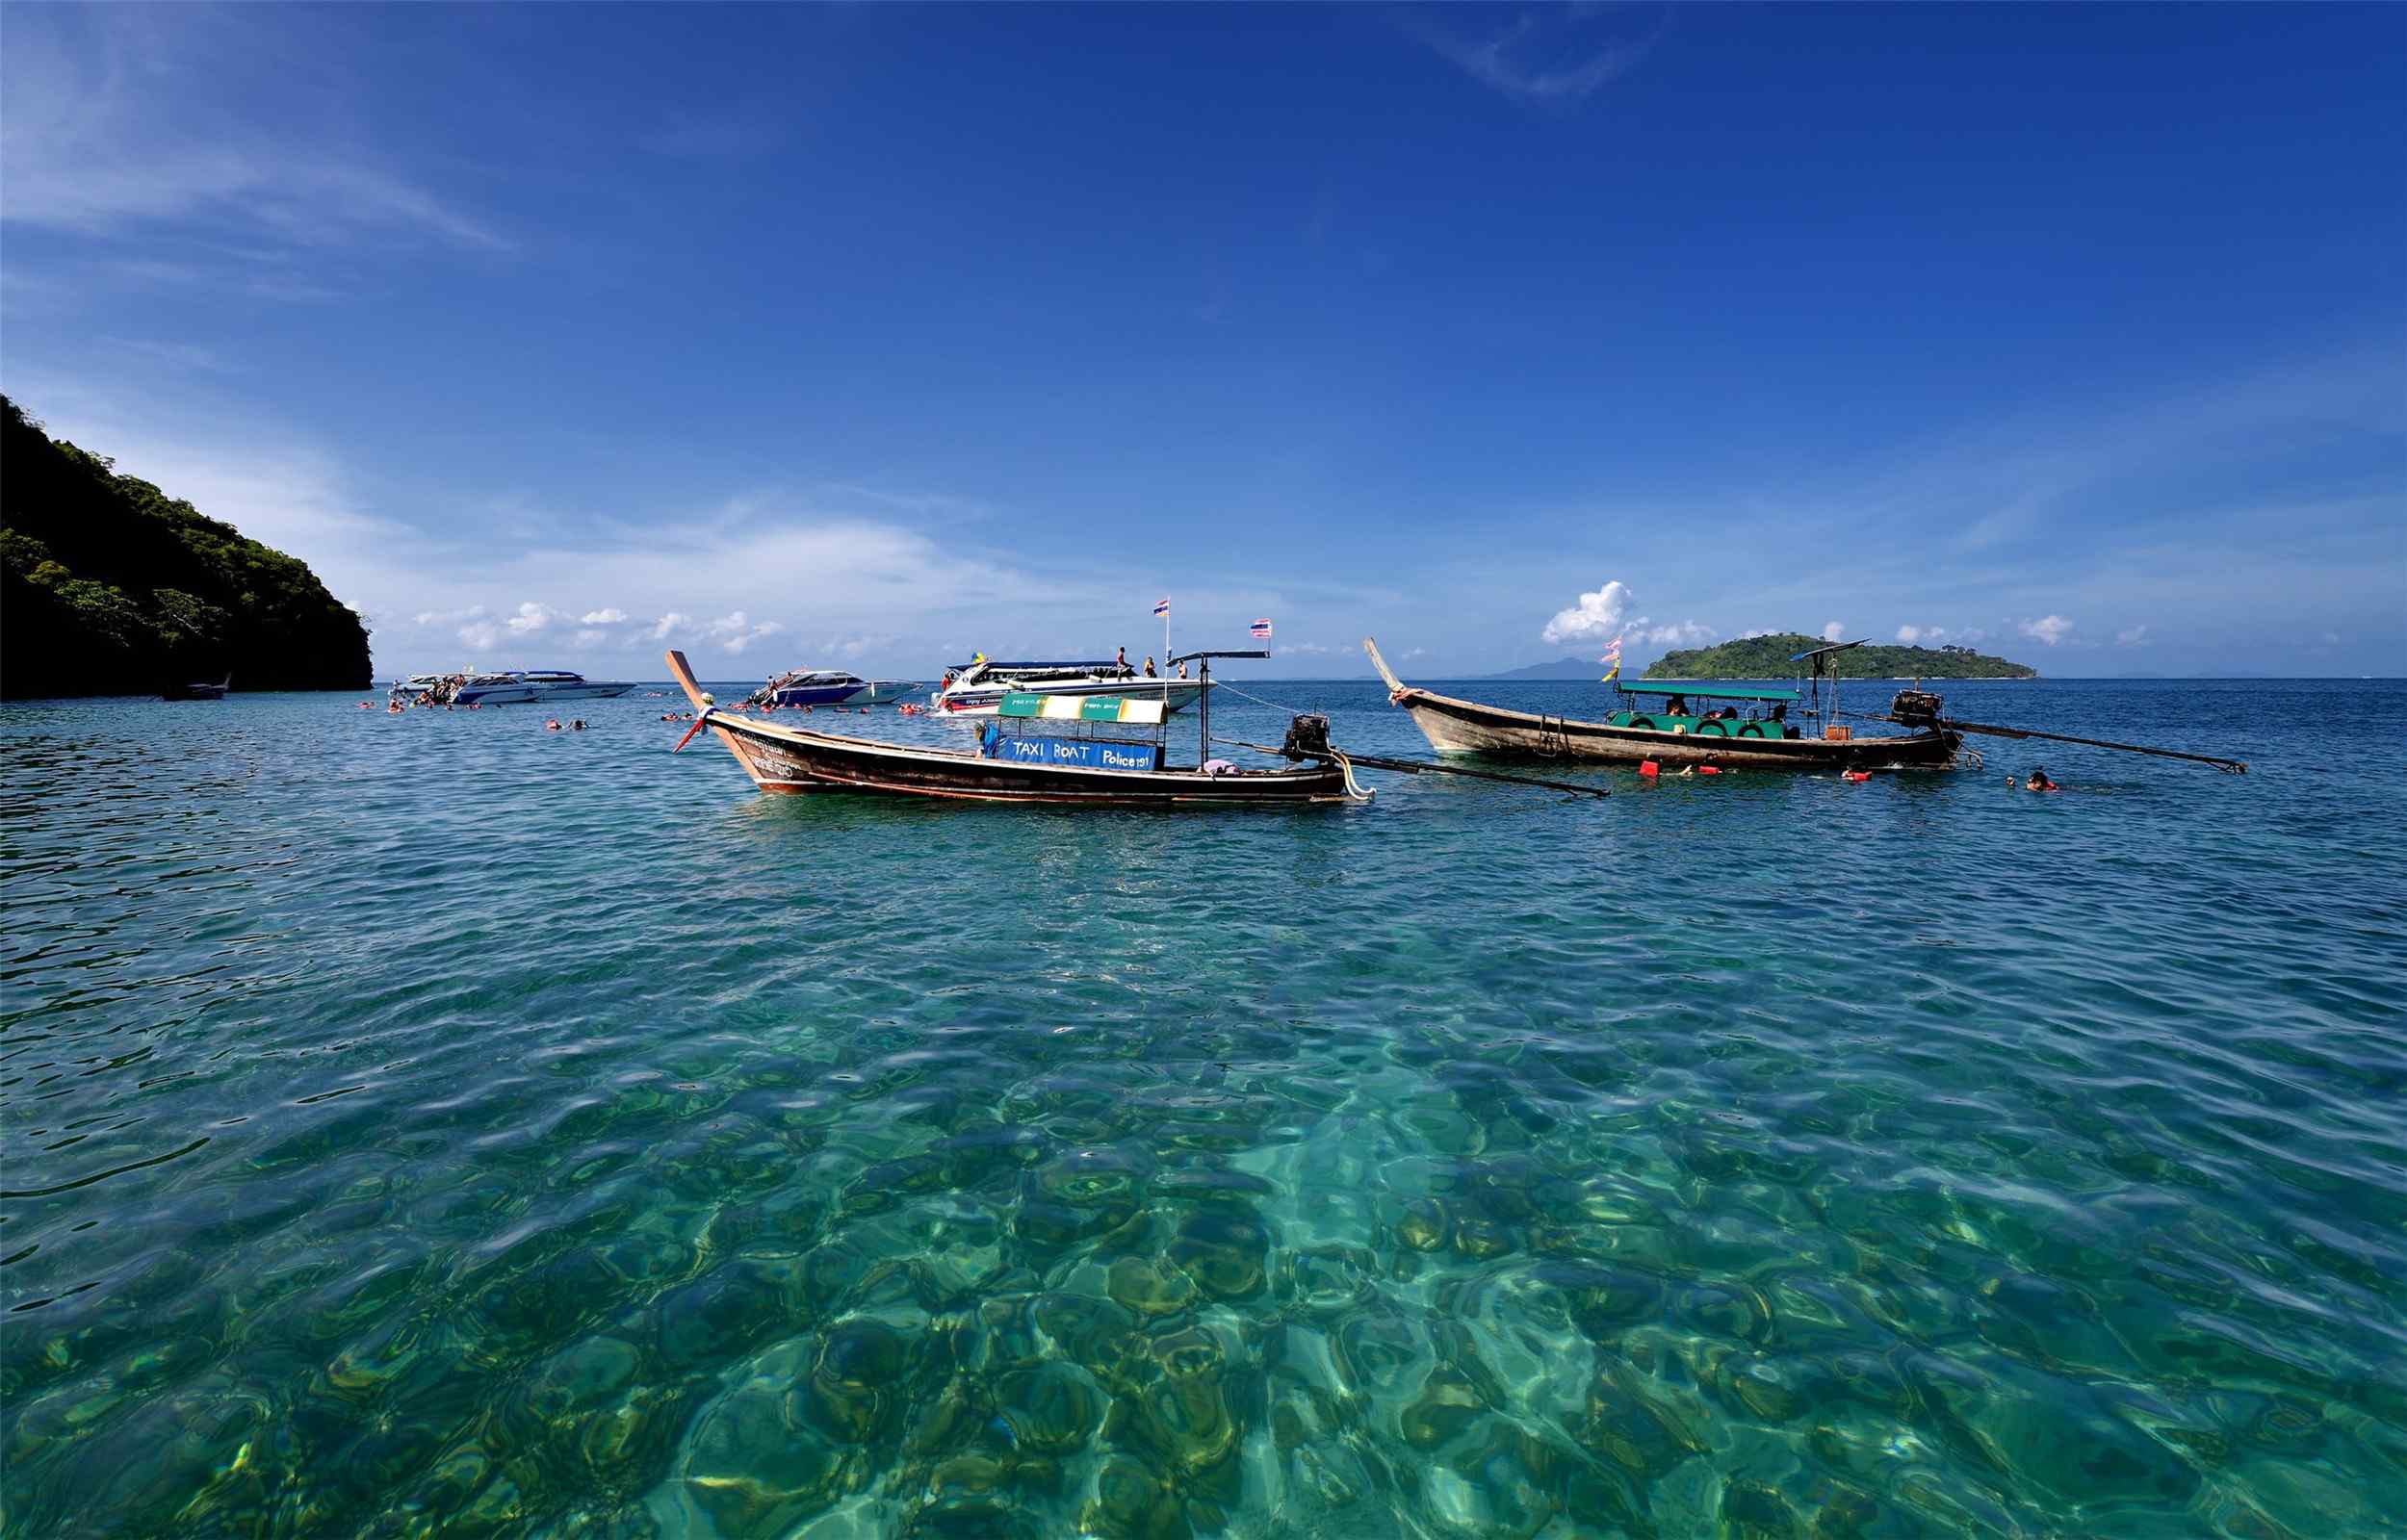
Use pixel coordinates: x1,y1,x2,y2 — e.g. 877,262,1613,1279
1224,739,1608,798
1929,717,2247,774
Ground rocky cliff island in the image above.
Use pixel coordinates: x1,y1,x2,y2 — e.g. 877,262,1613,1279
2,396,371,698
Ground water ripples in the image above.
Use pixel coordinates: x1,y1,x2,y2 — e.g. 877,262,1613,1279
3,680,2404,1536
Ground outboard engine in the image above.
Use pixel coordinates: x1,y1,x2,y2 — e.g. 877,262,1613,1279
1281,714,1334,758
1889,688,1946,728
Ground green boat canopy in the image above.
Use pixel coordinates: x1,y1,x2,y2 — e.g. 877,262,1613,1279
1619,682,1800,704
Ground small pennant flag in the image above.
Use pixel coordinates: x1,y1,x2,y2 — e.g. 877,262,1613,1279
1152,598,1171,617
1250,618,1274,641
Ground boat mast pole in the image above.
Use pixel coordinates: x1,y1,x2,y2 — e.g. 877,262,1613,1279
1197,654,1209,769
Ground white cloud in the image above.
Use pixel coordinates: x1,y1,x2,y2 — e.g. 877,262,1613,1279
1541,579,1639,646
1897,625,1950,645
2115,625,2149,646
2018,615,2075,647
505,602,558,635
1402,647,1427,659
457,622,499,652
1735,627,1777,640
1823,622,1847,643
580,607,627,626
574,629,608,648
649,612,691,641
1643,621,1716,647
708,612,787,654
414,604,485,628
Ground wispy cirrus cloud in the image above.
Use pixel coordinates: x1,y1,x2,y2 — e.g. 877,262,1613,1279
640,109,788,160
0,8,509,254
1411,5,1668,106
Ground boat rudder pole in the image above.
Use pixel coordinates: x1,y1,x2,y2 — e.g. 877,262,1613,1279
1923,715,2247,774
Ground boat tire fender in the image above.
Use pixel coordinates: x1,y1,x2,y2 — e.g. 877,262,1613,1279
1696,720,1729,737
1626,715,1658,732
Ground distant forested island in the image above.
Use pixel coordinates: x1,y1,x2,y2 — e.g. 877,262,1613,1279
1644,632,2038,680
2,396,371,698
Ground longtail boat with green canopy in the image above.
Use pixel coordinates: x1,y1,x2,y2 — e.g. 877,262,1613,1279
1362,637,1961,771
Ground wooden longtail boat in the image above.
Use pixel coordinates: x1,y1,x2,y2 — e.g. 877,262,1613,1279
666,650,1363,806
1363,638,1959,771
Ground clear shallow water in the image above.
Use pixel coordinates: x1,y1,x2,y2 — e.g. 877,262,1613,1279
3,678,2403,1539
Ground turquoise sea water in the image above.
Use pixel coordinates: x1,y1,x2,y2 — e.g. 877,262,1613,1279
4,678,2403,1538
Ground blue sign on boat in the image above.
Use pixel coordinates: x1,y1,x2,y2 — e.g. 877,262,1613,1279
993,736,1162,771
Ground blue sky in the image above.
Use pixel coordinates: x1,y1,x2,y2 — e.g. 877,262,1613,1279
4,3,2399,679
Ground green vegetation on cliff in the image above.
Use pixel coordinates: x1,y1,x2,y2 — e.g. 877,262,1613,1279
1643,631,2037,680
2,396,371,698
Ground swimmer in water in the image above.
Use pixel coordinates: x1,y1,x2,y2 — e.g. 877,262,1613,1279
2024,768,2058,791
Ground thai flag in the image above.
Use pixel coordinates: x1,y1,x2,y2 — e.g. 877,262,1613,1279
1250,619,1273,641
1152,598,1171,617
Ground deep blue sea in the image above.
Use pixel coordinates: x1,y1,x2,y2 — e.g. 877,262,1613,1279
4,677,2403,1538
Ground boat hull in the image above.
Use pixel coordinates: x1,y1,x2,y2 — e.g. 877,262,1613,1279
534,680,633,701
1393,692,1956,769
453,684,539,705
705,713,1354,804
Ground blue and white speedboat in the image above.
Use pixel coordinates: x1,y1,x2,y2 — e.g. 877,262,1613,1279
748,669,921,708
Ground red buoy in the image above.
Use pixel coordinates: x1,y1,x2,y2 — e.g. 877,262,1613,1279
1639,759,1660,778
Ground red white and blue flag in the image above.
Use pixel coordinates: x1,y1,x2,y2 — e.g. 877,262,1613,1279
1152,598,1171,617
1250,618,1274,641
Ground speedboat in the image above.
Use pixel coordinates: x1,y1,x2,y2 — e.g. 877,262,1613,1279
438,670,631,706
164,675,231,701
929,657,1208,717
451,672,540,706
519,670,634,701
749,669,922,709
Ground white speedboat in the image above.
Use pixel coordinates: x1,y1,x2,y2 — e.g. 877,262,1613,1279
435,670,631,706
451,672,541,706
930,658,1208,717
519,670,634,701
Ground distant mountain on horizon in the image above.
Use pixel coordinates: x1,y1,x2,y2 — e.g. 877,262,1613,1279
1485,656,1606,680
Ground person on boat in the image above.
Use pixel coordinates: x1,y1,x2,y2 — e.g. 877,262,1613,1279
1115,646,1129,675
1665,695,1691,717
1177,661,1189,680
1144,655,1158,678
